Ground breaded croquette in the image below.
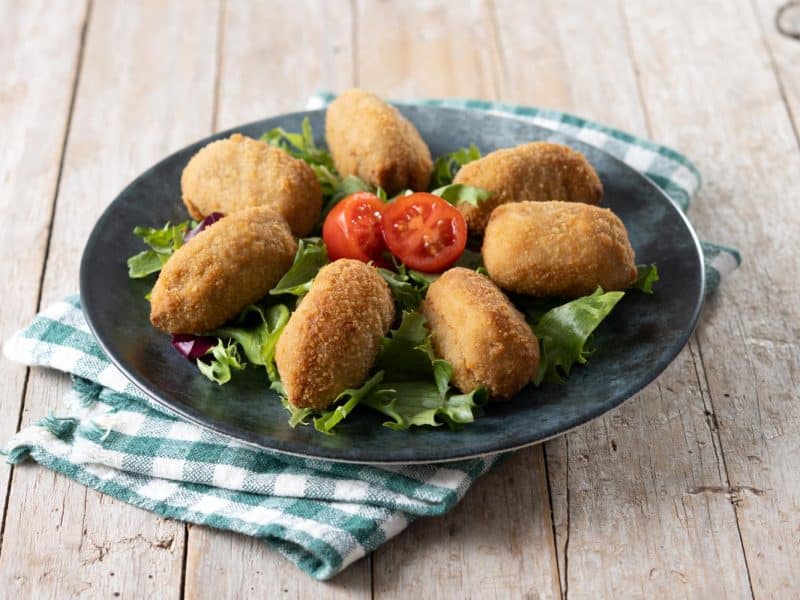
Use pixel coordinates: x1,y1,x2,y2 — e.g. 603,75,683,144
275,259,394,410
150,207,297,334
181,133,322,236
325,88,433,195
453,142,603,235
421,268,539,400
483,201,637,297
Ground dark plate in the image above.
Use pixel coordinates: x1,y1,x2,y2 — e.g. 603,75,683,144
80,106,704,464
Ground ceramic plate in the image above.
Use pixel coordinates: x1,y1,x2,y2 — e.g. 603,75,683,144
80,106,704,464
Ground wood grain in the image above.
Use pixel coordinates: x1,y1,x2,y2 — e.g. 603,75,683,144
356,3,561,598
0,1,219,596
0,0,88,531
493,0,752,596
752,0,800,138
624,0,800,595
182,2,371,597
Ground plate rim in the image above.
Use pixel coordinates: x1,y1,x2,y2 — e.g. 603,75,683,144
79,105,706,465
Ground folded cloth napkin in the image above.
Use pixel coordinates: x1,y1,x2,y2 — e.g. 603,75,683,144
3,93,740,581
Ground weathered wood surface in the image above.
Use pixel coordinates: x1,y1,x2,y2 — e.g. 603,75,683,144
625,0,800,596
0,0,219,597
0,0,88,533
0,0,798,597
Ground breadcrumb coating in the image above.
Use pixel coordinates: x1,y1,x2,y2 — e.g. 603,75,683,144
150,207,297,334
453,141,603,235
275,259,394,410
421,268,539,400
482,201,637,297
181,133,322,236
325,88,432,195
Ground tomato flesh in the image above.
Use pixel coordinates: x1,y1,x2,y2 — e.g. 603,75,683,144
381,193,467,272
322,192,389,266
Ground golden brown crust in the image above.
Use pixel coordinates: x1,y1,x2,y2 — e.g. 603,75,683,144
453,141,603,235
275,259,394,410
421,268,539,400
180,133,322,236
482,201,637,297
325,88,433,195
150,207,297,334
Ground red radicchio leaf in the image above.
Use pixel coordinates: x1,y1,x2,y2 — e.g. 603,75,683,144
171,334,216,362
184,212,224,242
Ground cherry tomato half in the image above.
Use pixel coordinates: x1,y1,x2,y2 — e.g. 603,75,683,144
381,193,467,273
322,192,389,266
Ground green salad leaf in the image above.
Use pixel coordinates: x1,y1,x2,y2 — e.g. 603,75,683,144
530,288,624,385
430,144,481,187
312,371,386,434
632,263,659,293
321,175,374,217
377,263,438,312
197,339,245,385
432,183,492,207
363,382,486,430
127,221,192,278
211,304,290,381
270,238,329,296
261,117,334,170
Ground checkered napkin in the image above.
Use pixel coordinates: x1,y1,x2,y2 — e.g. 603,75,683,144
2,93,740,581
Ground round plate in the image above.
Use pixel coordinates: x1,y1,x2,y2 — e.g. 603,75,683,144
80,106,704,464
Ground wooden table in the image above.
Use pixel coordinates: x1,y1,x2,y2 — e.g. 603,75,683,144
1,1,798,597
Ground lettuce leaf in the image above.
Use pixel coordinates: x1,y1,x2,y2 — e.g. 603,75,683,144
432,183,492,207
211,304,290,381
197,339,245,384
261,117,334,170
632,263,659,293
530,288,624,385
321,175,374,217
312,371,386,434
270,238,329,296
363,382,486,430
127,220,192,278
430,144,481,187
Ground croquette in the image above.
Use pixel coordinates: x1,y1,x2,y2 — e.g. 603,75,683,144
421,268,539,400
275,259,394,410
325,88,433,195
181,133,322,236
150,207,297,334
482,201,637,297
453,141,603,235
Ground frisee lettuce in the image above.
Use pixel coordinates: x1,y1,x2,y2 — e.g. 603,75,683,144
260,117,334,170
430,144,481,187
529,288,624,385
127,220,193,278
197,339,245,384
633,264,659,293
211,304,290,382
269,238,329,296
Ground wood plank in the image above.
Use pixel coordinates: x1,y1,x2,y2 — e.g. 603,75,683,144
753,0,800,136
182,1,371,597
0,0,87,534
493,0,752,596
0,1,220,597
356,2,561,598
624,0,800,595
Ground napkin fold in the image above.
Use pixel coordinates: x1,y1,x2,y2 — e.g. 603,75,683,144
2,93,739,580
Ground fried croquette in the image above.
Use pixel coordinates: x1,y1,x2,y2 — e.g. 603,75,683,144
325,88,433,195
275,259,394,410
150,207,297,334
453,141,603,234
181,133,322,236
421,268,539,400
483,201,637,297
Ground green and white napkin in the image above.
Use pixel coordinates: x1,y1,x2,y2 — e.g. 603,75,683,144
2,94,739,580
